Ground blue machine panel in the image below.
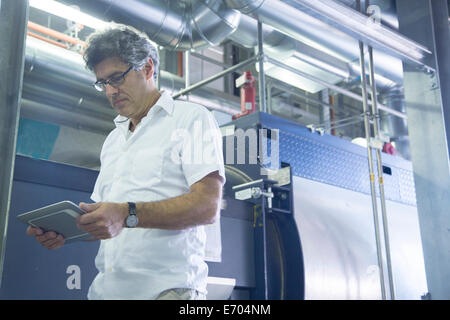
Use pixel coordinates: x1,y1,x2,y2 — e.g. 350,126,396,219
1,156,100,299
2,155,254,299
257,112,416,206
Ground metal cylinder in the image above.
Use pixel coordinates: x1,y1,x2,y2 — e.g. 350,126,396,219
368,29,396,301
23,37,241,130
257,21,267,113
63,0,241,51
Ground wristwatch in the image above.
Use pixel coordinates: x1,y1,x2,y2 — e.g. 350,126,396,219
126,202,139,228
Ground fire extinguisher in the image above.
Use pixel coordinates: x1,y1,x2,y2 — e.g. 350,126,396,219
232,71,256,120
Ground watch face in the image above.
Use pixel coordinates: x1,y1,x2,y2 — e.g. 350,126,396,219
126,215,138,228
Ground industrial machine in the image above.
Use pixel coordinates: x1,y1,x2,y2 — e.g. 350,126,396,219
0,111,427,300
220,111,427,299
2,0,447,300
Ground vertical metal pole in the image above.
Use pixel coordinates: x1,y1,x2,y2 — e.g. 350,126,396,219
257,21,267,113
184,50,190,101
356,0,387,301
261,190,269,300
0,0,28,287
267,81,272,114
319,88,331,134
366,0,396,300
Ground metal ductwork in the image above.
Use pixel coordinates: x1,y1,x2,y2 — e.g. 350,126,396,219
23,36,240,133
23,0,416,161
226,0,410,156
20,36,241,168
232,0,429,65
66,0,406,90
227,14,397,92
23,37,116,133
63,0,241,50
335,0,399,30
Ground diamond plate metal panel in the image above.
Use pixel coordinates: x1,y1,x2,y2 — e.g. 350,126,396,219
261,123,416,206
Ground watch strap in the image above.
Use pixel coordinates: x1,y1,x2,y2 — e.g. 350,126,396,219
126,202,138,228
127,202,136,216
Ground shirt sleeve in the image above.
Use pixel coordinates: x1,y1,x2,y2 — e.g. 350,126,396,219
90,174,102,202
90,130,116,203
180,106,226,187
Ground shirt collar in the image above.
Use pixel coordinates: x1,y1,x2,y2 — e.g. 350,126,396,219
113,90,174,131
153,90,174,116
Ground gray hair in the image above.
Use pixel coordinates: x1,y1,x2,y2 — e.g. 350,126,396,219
83,23,159,82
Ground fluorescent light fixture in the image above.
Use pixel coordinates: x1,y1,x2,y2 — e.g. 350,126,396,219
293,52,349,79
29,0,109,30
256,55,344,94
295,0,430,63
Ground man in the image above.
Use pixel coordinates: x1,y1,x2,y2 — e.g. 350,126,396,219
26,23,225,300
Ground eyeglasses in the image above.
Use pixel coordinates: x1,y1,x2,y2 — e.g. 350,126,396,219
93,66,133,92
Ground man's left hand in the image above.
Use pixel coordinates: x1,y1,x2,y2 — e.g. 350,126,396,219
77,202,129,240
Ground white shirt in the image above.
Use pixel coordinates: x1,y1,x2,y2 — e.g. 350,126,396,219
87,91,226,300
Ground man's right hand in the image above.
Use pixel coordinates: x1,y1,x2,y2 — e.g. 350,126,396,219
26,226,65,250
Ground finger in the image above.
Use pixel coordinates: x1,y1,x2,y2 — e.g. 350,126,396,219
79,202,102,213
87,227,111,240
40,237,59,248
27,226,43,236
42,235,65,250
84,225,114,240
78,218,105,234
40,236,60,246
78,211,103,225
35,231,58,243
76,220,104,238
78,224,97,235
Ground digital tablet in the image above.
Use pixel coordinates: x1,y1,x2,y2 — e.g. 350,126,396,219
17,201,93,243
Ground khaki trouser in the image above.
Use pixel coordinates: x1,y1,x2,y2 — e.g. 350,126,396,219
155,288,206,300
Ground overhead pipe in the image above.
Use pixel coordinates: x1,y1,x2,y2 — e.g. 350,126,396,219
27,31,67,49
225,0,416,86
20,98,115,134
227,14,397,92
23,37,241,133
265,56,407,119
63,0,241,51
173,55,258,99
335,0,399,30
64,0,406,99
25,0,413,124
226,0,430,70
27,21,86,47
65,0,402,91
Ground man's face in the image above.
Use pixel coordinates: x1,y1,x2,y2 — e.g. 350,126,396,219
94,57,155,120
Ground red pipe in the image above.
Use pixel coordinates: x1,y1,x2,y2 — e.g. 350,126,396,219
27,31,68,49
27,21,86,47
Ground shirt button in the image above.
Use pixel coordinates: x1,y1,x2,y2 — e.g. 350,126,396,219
107,266,113,272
